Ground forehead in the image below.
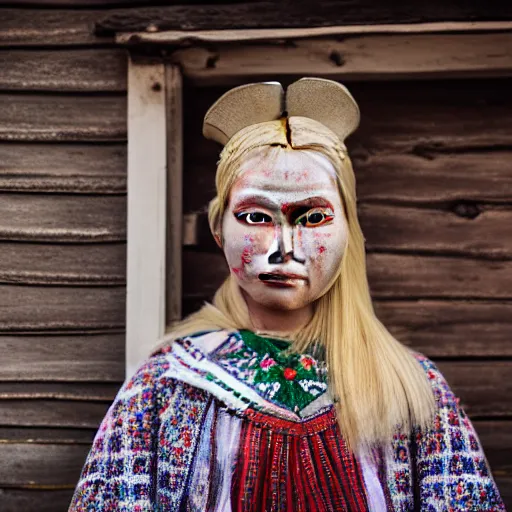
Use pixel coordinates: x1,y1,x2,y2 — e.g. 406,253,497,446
231,148,339,201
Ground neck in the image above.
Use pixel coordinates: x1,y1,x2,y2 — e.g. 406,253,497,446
241,290,313,335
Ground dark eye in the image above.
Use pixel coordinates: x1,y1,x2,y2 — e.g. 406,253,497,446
296,208,334,227
308,212,324,224
235,212,273,224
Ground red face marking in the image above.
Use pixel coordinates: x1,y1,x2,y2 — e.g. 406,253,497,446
241,246,253,264
280,197,334,216
296,170,309,182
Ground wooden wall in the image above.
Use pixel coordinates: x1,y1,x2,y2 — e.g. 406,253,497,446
1,5,128,511
1,2,511,510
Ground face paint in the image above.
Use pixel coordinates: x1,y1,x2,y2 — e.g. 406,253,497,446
221,147,348,311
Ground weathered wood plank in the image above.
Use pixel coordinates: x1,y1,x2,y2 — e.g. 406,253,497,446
0,285,125,331
0,143,127,194
0,444,89,487
350,79,512,152
169,32,512,85
0,400,112,429
0,383,119,428
360,203,512,259
0,49,127,92
165,64,184,327
374,300,512,358
0,333,124,381
0,489,75,512
182,250,512,300
0,94,126,142
0,382,119,401
435,363,512,417
0,8,112,47
0,382,118,429
367,253,512,299
0,242,125,285
96,2,512,35
0,427,95,444
351,152,512,203
0,194,126,242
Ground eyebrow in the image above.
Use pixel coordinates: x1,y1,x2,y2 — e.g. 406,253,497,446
280,197,334,214
232,195,279,212
232,195,334,214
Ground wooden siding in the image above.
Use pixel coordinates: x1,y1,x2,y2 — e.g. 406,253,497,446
0,4,127,510
0,2,511,510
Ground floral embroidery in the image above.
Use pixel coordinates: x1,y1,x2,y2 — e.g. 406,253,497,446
211,330,327,413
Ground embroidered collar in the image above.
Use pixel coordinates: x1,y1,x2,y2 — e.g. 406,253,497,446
210,330,327,413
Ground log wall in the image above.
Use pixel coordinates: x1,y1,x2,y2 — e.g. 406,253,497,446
0,2,511,510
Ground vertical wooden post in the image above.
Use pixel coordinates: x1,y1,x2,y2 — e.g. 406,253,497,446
165,64,183,328
126,56,168,378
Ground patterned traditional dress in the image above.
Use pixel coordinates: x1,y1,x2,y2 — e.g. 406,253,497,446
69,330,504,511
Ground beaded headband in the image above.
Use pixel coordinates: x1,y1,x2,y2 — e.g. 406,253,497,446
203,77,360,146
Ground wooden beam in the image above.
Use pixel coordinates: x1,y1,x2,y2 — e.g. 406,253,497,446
117,22,512,45
160,31,512,85
165,65,183,327
126,56,168,377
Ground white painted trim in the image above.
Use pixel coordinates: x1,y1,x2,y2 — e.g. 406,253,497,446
126,57,168,378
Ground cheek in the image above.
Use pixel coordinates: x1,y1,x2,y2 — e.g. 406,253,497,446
251,229,274,255
300,231,335,259
301,226,346,271
222,219,274,275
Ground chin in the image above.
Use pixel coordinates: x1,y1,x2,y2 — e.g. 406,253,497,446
243,285,313,311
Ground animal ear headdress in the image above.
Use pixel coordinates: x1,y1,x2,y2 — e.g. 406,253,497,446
203,77,360,146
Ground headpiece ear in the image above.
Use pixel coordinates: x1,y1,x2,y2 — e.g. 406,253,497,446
203,77,360,146
286,77,360,142
203,82,284,146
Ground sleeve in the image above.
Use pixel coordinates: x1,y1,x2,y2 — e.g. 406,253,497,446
412,355,506,511
68,353,172,512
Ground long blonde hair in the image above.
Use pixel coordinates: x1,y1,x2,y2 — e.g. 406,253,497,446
158,116,435,451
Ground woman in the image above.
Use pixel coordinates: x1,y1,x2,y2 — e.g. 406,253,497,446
69,78,504,511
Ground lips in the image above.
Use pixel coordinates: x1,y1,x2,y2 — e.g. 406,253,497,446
258,272,307,286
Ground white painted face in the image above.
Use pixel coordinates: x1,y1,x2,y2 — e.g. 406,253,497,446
221,147,348,311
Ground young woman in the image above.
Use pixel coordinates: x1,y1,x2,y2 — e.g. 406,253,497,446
69,78,504,511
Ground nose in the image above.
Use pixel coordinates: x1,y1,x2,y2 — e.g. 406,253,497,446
268,224,306,264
